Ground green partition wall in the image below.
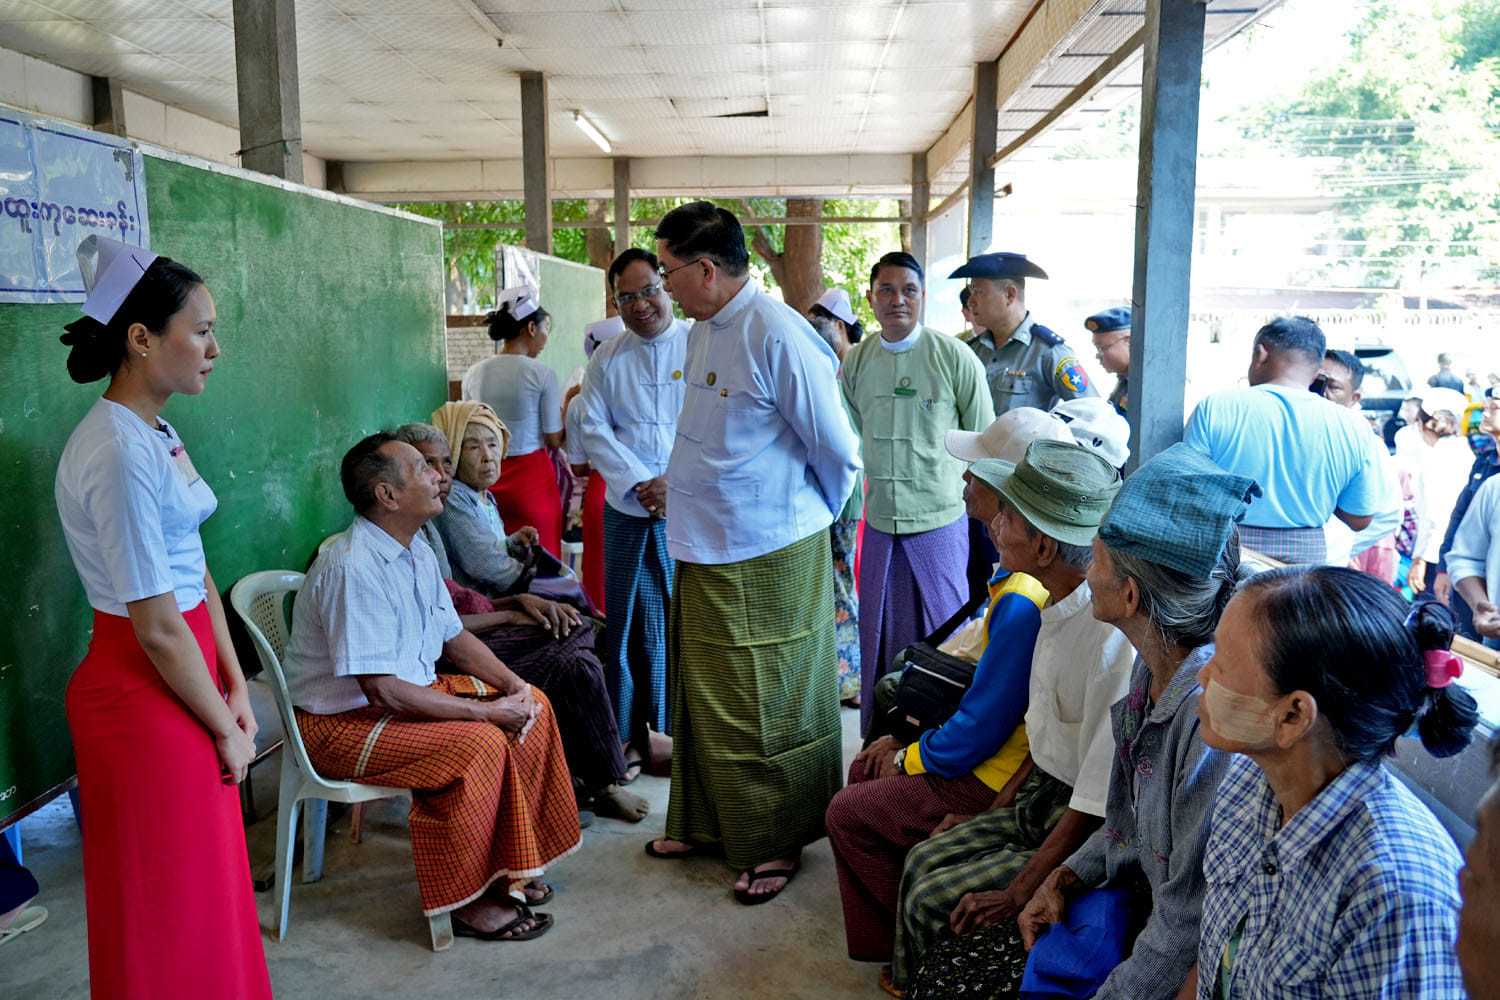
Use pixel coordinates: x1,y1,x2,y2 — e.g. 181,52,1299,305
0,150,447,825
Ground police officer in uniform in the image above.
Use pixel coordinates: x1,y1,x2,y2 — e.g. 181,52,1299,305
952,251,1096,414
1085,305,1132,415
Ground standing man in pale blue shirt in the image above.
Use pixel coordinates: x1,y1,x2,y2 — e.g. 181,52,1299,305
1184,316,1383,564
580,247,691,770
644,201,861,907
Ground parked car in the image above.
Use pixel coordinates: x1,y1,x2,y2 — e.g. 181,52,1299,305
1355,343,1415,448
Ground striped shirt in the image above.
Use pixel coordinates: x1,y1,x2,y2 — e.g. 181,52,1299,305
1198,755,1466,999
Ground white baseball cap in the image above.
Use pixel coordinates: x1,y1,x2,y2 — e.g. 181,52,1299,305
1419,386,1470,420
946,407,1072,464
812,287,857,325
1049,397,1131,469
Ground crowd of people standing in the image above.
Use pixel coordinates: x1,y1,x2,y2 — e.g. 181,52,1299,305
42,206,1500,998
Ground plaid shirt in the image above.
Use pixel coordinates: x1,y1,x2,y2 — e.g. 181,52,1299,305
1198,755,1466,999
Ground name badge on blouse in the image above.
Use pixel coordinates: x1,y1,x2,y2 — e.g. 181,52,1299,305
171,443,203,486
893,375,916,397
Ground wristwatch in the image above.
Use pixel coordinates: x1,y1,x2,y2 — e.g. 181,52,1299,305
893,746,907,772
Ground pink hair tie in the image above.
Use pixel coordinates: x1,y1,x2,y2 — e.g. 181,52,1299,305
1423,649,1464,689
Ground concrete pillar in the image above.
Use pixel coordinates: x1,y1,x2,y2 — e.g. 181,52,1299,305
520,71,553,254
613,157,630,257
967,61,998,257
910,152,930,277
1126,0,1206,472
90,76,125,137
231,0,302,182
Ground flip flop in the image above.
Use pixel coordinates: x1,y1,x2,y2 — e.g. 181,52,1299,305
878,965,907,999
524,881,554,905
0,906,47,948
453,904,554,942
644,838,721,860
732,861,801,905
621,747,644,785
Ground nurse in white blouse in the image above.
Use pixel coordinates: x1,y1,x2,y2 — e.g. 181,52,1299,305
53,236,269,999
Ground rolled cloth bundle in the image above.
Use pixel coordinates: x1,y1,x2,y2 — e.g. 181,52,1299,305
430,400,511,459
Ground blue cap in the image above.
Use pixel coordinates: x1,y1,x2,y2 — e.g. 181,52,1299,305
948,252,1048,281
1084,307,1131,334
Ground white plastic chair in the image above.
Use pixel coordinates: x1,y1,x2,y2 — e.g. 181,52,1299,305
229,570,453,952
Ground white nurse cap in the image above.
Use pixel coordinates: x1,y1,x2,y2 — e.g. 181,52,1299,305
584,315,626,358
78,234,158,324
495,284,541,323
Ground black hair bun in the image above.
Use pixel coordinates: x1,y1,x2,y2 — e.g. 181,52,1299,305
1407,599,1457,653
60,316,118,384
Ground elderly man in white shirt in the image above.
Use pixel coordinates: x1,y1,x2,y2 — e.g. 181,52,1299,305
580,247,691,772
643,201,862,906
283,432,580,942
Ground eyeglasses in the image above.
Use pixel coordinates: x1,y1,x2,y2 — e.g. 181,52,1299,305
1093,333,1129,355
614,281,664,308
657,257,705,282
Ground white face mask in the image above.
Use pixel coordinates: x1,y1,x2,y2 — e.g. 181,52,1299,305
1203,679,1279,745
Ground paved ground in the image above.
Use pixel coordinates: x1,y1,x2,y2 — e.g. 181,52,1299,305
3,681,884,1000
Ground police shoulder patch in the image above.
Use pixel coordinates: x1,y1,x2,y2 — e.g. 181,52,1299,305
1055,356,1089,394
1032,324,1064,347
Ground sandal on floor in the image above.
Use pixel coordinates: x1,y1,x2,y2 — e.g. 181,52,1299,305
0,906,48,948
523,881,554,905
644,838,721,860
453,904,554,942
621,746,644,784
878,966,907,999
732,861,801,905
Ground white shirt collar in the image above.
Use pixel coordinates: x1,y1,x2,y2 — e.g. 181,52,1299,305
878,325,924,352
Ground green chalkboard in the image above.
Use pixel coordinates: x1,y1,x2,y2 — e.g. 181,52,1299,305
0,150,446,825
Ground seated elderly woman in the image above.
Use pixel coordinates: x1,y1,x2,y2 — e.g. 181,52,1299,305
428,401,591,612
909,442,1249,999
1183,568,1477,998
394,420,647,821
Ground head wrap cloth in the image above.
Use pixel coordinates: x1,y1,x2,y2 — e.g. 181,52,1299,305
430,401,510,461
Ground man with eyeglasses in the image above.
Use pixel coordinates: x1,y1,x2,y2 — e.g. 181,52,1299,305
1085,307,1131,415
578,248,691,778
956,252,1097,416
840,251,994,732
644,201,861,908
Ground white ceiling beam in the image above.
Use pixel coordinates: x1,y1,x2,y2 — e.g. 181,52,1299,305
341,154,913,202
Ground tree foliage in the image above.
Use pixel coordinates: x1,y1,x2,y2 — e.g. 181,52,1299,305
393,195,901,322
1242,0,1500,286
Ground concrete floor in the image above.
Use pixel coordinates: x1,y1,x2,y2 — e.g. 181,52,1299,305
2,679,883,999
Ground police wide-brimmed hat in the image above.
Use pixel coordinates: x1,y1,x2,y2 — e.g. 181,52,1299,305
947,252,1049,282
970,440,1121,547
1084,307,1131,334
